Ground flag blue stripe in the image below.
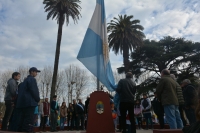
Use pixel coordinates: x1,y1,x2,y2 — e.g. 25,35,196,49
106,61,117,89
77,28,102,58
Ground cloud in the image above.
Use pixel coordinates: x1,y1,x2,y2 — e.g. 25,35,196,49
0,0,199,74
123,0,200,41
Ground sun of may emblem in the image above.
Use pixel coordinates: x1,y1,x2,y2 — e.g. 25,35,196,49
103,41,109,65
96,101,104,114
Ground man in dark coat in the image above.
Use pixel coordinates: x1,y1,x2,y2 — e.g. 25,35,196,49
1,72,20,131
84,96,90,129
76,99,85,130
71,99,78,130
16,67,40,132
181,79,198,125
116,72,136,133
85,96,90,115
152,92,164,129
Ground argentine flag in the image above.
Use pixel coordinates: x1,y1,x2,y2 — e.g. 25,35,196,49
77,0,116,91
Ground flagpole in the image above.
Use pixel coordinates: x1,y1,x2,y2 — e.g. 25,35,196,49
97,0,102,92
97,30,100,91
97,79,100,91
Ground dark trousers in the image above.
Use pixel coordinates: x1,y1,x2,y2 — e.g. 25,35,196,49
143,113,153,129
120,102,136,133
40,116,48,130
67,116,71,130
2,101,14,130
8,108,15,131
185,107,196,125
9,108,21,131
179,105,187,126
157,113,164,129
77,114,84,130
118,116,122,131
50,112,58,131
85,114,88,129
136,117,142,129
85,120,87,130
17,107,35,132
71,115,78,130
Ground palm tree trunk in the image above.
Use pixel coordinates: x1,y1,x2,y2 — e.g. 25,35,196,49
123,44,130,73
50,15,63,102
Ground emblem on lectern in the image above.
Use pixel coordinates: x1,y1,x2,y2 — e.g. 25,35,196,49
96,101,104,114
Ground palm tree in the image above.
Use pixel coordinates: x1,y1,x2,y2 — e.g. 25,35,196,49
107,15,145,73
43,0,81,100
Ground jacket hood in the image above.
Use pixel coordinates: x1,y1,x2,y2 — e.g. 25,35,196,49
184,84,194,88
186,83,193,86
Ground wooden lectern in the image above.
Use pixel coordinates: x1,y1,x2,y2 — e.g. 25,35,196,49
86,91,115,133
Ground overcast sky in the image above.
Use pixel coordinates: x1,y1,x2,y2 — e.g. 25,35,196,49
0,0,200,73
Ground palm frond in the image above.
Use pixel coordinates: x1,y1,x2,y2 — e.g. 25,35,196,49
43,0,81,25
107,14,146,55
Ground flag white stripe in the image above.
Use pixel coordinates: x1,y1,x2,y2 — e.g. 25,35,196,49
88,3,105,39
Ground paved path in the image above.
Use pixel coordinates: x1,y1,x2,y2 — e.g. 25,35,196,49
136,130,153,133
0,130,153,133
38,130,153,133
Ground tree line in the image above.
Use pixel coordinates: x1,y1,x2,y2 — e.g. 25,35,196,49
0,65,89,104
0,65,125,104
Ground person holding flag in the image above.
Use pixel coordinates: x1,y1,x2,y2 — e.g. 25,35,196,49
116,72,137,133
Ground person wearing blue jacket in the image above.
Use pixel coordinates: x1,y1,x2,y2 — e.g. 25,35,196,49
34,106,39,126
16,67,40,132
50,95,59,132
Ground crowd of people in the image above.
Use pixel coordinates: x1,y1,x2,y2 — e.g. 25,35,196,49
0,68,114,133
116,70,200,133
0,67,89,132
0,67,200,133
